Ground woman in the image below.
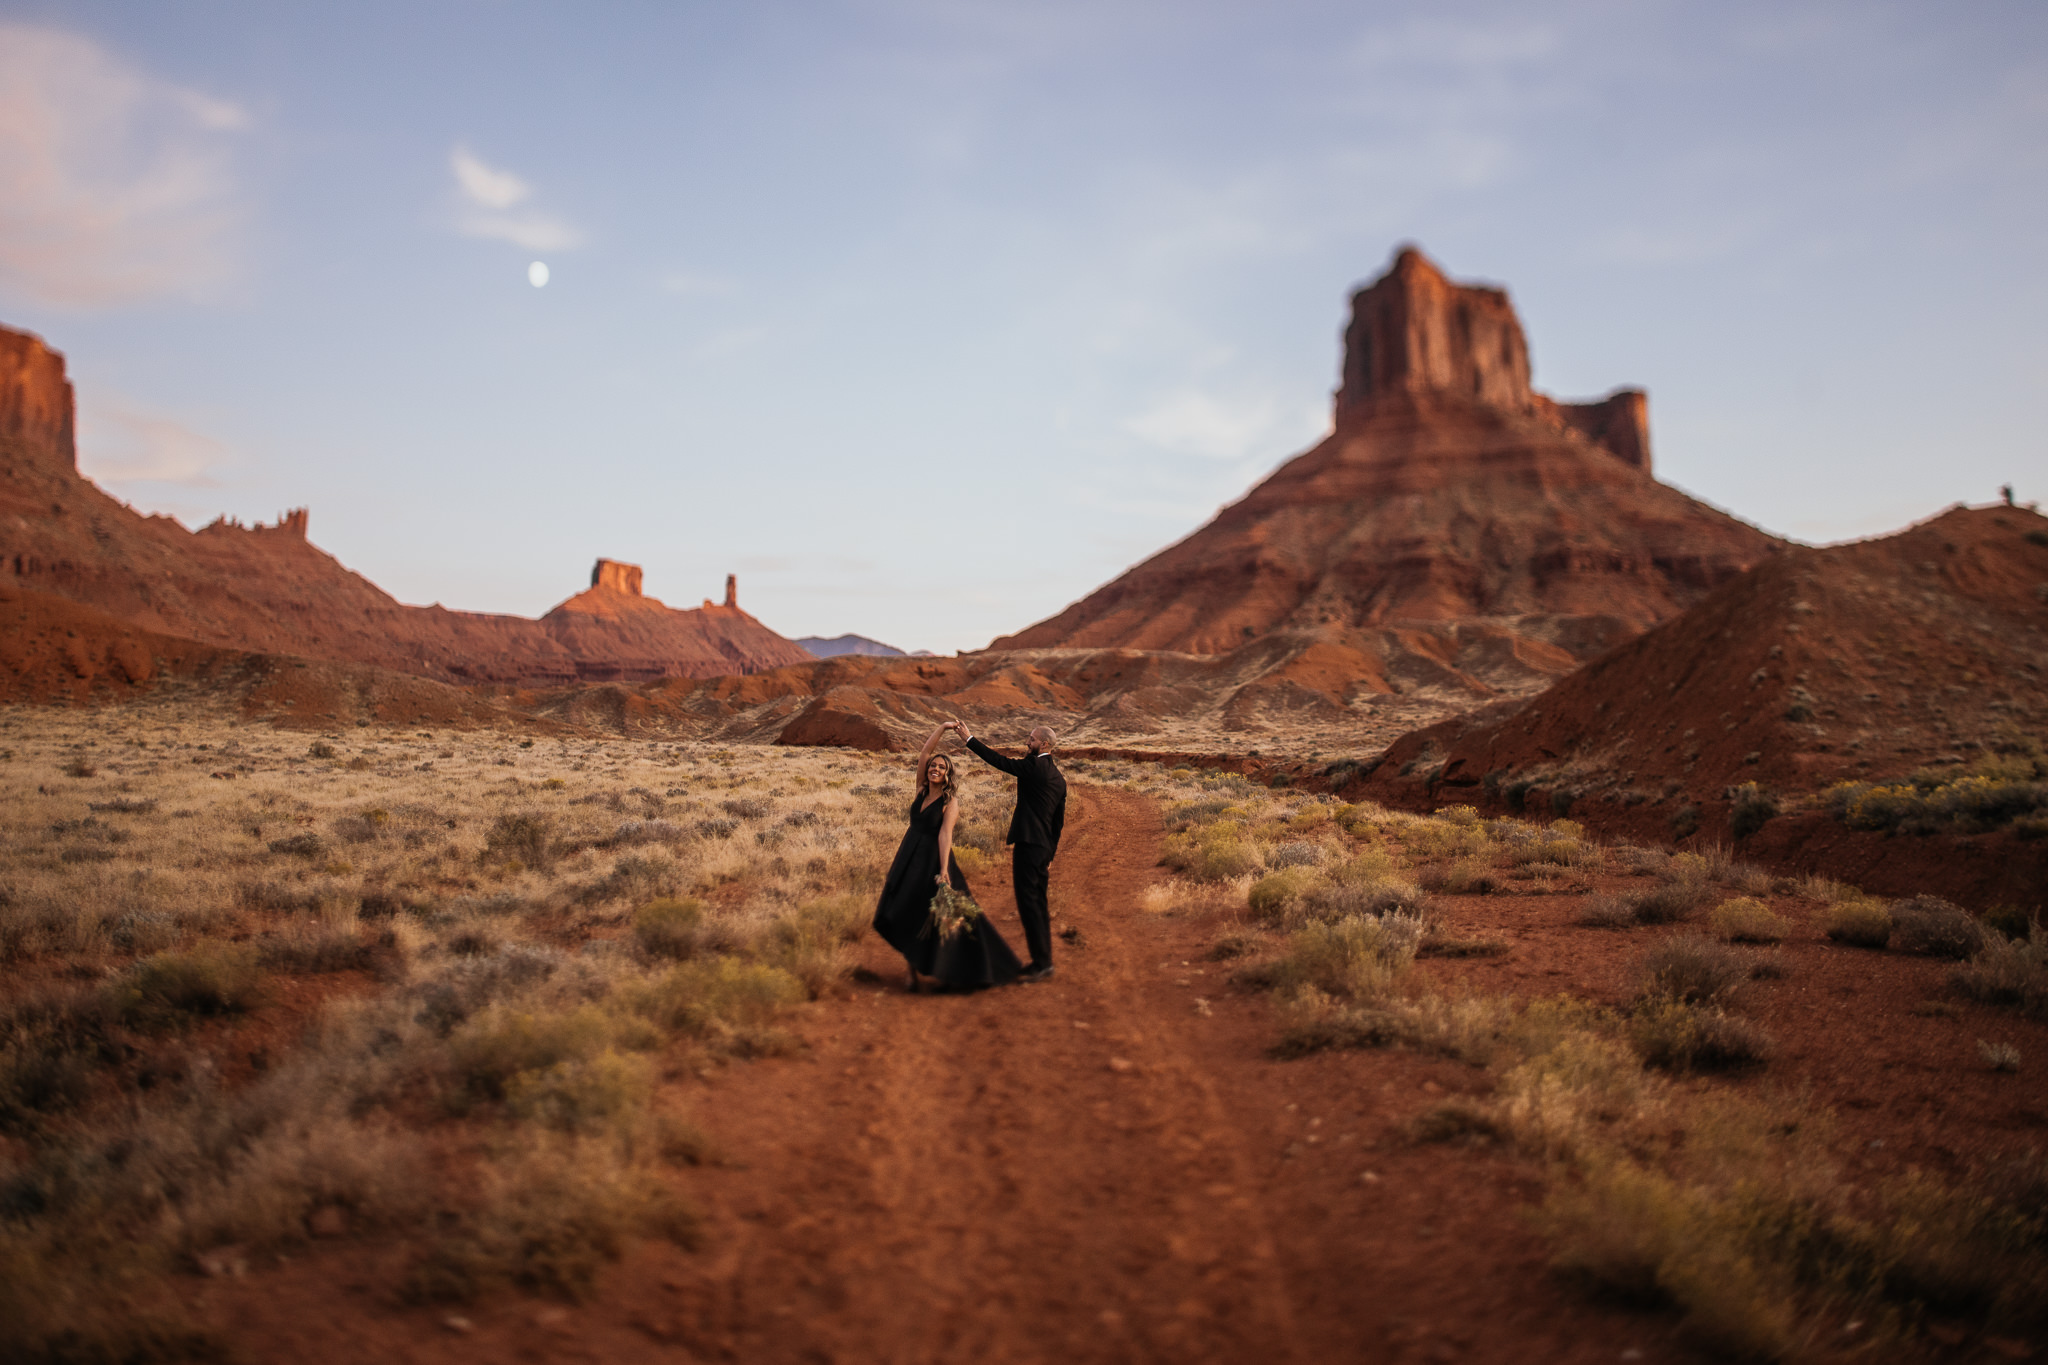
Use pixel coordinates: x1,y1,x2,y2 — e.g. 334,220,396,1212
872,720,1023,992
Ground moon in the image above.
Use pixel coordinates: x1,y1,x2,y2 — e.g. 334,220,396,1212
528,261,550,288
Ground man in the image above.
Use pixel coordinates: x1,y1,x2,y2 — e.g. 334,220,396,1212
959,721,1067,982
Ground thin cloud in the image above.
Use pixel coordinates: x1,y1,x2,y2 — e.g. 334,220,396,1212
0,24,248,308
76,399,233,489
449,144,582,251
658,271,740,297
1124,389,1325,462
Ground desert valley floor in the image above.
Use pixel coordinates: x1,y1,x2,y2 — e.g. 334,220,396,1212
3,703,2043,1364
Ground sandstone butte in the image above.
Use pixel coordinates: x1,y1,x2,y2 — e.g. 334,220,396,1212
0,326,811,687
995,246,1779,678
1350,502,2048,906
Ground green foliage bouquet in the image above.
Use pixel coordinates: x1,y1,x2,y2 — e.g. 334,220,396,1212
928,882,983,941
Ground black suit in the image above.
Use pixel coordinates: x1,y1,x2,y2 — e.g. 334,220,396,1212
965,738,1067,970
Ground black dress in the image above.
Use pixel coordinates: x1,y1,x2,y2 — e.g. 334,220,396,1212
873,794,1023,990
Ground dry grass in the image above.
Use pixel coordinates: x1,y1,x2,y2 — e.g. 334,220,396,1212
0,702,923,1361
1093,761,2048,1353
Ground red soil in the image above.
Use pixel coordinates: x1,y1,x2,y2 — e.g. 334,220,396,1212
197,787,2047,1364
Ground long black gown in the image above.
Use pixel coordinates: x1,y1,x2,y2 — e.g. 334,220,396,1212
873,794,1023,990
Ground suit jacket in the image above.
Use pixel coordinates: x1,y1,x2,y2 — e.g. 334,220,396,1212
966,738,1067,855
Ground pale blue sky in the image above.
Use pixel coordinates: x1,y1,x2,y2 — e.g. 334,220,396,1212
1,1,2042,653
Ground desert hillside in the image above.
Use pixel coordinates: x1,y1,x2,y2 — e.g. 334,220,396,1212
1352,504,2048,904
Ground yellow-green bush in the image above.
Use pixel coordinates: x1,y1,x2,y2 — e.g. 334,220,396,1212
505,1050,655,1133
1288,806,1332,833
405,1140,697,1303
448,1003,625,1102
632,897,713,959
762,894,868,999
623,958,805,1055
1709,897,1792,944
1539,1161,1799,1359
1824,896,1893,949
1629,1000,1771,1071
1247,867,1320,921
1265,913,1423,1001
1161,824,1263,881
101,943,263,1031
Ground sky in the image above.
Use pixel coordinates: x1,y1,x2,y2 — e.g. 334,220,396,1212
0,1,2043,655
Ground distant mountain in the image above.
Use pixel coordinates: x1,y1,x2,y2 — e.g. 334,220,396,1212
0,326,811,685
799,634,932,659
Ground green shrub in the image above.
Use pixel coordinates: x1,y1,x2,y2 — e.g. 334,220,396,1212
1951,926,2048,1019
1710,897,1791,944
623,958,805,1055
1247,867,1320,920
1635,935,1748,1005
485,812,554,868
102,943,263,1030
1890,895,1986,960
1627,880,1713,925
1420,856,1502,894
1266,913,1423,1001
504,1051,655,1133
1727,783,1779,840
405,1144,696,1303
1986,904,2041,941
762,895,867,999
632,897,713,959
1538,1161,1799,1359
1630,1000,1771,1071
1577,894,1637,929
1161,823,1263,881
1824,896,1892,948
1827,774,2048,835
448,1004,620,1102
0,1029,96,1134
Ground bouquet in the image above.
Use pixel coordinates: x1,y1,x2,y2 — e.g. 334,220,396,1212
927,882,984,941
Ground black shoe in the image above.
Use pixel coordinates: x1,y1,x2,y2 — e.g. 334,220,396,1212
1018,965,1055,984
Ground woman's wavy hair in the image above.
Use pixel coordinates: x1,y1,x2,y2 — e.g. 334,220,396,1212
917,750,961,809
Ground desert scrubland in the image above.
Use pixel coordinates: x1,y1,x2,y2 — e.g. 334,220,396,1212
1,702,2044,1363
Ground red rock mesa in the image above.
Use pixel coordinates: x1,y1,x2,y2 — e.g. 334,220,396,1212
0,326,809,684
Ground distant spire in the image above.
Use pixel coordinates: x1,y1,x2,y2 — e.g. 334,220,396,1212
724,573,737,608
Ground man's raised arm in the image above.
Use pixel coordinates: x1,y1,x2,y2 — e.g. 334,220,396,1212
963,734,1029,777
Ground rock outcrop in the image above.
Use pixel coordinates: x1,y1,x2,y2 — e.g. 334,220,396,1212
994,248,1778,700
0,328,74,476
0,327,811,685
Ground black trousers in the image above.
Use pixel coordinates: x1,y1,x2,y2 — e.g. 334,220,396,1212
1011,841,1055,969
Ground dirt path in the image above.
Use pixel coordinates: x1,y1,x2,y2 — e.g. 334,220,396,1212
212,785,1697,1364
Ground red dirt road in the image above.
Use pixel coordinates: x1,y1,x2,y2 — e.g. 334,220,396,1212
210,784,1699,1365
